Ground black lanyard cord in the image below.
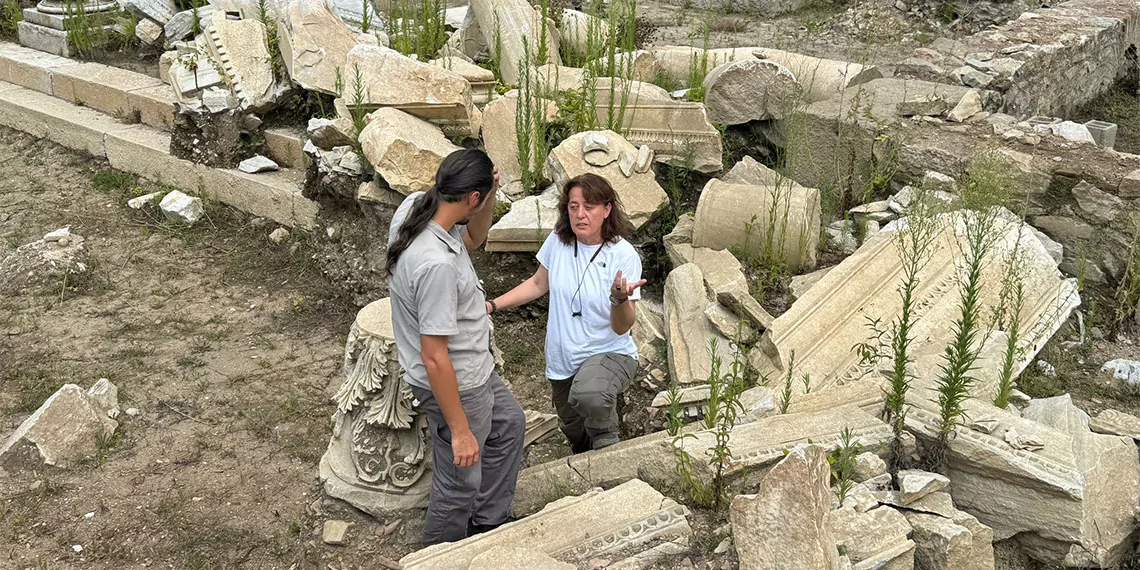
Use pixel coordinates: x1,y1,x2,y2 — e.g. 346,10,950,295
570,241,604,317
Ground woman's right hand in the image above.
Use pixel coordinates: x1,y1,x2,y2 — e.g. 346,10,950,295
485,301,493,315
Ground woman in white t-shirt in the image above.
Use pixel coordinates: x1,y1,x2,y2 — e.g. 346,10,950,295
486,173,646,452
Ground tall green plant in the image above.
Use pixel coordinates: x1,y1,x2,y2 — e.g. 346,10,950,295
829,427,863,504
993,243,1027,409
778,350,796,414
258,0,286,80
929,153,1011,471
387,0,446,61
705,338,747,510
883,184,940,473
515,40,551,193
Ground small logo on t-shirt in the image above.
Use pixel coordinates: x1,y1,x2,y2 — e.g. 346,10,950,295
599,262,607,268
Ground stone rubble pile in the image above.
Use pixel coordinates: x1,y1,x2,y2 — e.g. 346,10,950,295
0,227,89,296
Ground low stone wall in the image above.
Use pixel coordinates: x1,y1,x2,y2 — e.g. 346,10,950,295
787,77,1140,286
898,0,1140,117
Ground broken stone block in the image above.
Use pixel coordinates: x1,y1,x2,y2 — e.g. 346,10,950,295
0,385,118,472
278,0,361,95
586,50,661,83
897,94,948,117
135,17,163,45
703,58,798,125
429,56,496,105
665,264,734,385
122,0,176,24
467,0,558,86
1089,409,1140,441
86,379,120,419
853,452,887,483
345,45,477,137
269,227,290,244
513,405,889,516
128,192,161,210
0,229,88,296
307,117,355,150
731,445,840,570
238,155,280,173
692,178,821,272
557,9,607,60
905,512,995,570
1100,359,1140,386
723,155,783,186
829,506,914,569
1050,121,1095,144
546,130,668,230
946,89,982,122
164,5,213,46
523,410,559,447
750,210,1078,407
159,190,204,224
322,520,351,545
1118,168,1140,198
704,303,755,343
401,479,691,570
633,299,666,366
205,18,277,110
359,108,460,195
1070,180,1122,224
486,186,559,252
905,393,1140,568
469,546,575,570
898,470,950,505
481,91,557,188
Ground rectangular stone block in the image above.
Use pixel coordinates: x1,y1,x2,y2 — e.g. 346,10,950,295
2,36,76,94
17,20,70,57
0,86,133,157
51,62,166,120
105,124,204,190
264,127,306,168
20,7,115,29
402,479,691,570
126,83,177,130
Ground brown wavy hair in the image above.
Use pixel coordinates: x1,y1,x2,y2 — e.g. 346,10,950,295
554,173,633,246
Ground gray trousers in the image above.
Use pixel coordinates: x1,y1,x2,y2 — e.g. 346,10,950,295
411,372,526,546
550,353,637,453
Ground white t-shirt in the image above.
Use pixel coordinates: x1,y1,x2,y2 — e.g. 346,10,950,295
537,232,641,380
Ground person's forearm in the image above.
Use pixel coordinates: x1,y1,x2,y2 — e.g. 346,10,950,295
493,276,547,311
611,300,636,335
466,190,496,249
424,355,470,435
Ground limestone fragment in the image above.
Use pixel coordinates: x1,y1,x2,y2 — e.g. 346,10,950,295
0,385,118,472
135,17,163,45
86,379,120,419
358,108,459,195
164,6,213,46
829,506,914,568
401,479,691,570
486,186,560,252
898,470,950,505
731,445,839,570
546,130,668,229
469,546,575,570
205,18,277,110
1070,180,1122,223
557,9,608,62
947,89,983,122
277,0,361,94
1050,121,1095,144
481,92,557,187
307,117,355,150
692,178,821,272
159,190,204,224
467,0,558,85
665,264,733,385
703,58,798,125
905,511,995,570
345,45,477,137
238,155,280,173
0,229,88,295
322,520,350,545
852,452,886,483
897,94,948,117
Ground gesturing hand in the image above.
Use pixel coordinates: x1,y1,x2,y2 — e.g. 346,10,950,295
611,270,647,302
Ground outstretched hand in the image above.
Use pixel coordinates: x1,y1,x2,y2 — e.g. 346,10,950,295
611,270,647,302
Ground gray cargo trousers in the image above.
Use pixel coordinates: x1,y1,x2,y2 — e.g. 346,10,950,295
411,372,526,546
549,352,637,453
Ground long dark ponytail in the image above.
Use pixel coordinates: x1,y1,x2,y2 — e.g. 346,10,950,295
385,149,495,276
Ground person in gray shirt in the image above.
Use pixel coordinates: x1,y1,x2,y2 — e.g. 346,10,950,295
385,149,525,546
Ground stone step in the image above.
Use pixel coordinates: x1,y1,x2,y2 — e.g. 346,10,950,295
399,479,692,570
0,80,317,229
0,40,175,132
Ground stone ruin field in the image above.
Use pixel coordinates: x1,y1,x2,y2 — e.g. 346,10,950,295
6,0,1140,566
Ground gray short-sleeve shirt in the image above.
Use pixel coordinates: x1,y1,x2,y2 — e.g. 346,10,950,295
387,193,493,391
